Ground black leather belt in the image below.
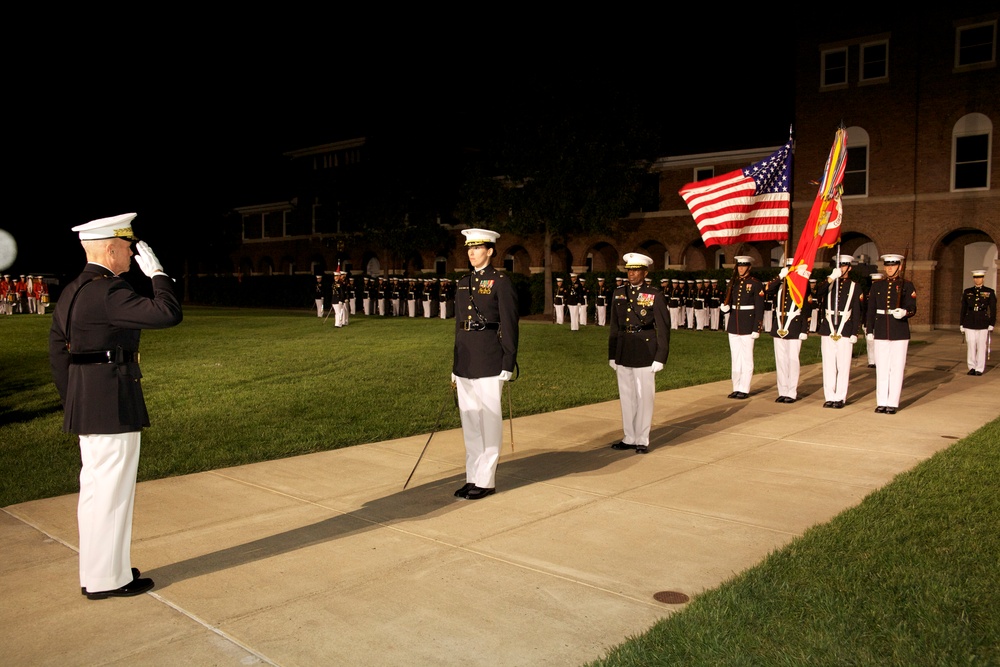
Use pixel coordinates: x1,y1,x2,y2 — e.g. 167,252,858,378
462,321,500,331
624,323,655,334
70,350,139,364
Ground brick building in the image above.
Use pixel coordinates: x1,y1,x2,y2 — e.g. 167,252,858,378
227,7,997,328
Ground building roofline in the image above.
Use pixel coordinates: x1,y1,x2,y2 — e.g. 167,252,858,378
283,137,367,159
653,145,785,170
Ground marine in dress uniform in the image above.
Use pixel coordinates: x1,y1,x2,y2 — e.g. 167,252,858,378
694,278,708,331
668,279,681,329
553,277,566,324
608,253,670,454
863,272,882,368
35,276,49,314
719,256,765,398
865,254,917,413
815,255,863,408
766,259,813,403
331,272,346,327
960,269,996,375
578,277,588,326
452,229,519,500
314,275,325,318
685,280,696,329
707,280,721,331
595,276,610,326
1,274,12,315
14,274,27,313
48,213,182,599
566,273,584,331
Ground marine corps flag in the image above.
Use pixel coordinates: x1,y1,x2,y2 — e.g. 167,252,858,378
787,127,848,308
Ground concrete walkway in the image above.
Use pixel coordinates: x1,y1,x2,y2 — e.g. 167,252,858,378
3,330,997,666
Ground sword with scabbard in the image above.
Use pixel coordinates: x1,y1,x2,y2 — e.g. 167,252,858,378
403,381,458,489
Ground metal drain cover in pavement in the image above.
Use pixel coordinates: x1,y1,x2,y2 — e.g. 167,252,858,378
654,591,690,604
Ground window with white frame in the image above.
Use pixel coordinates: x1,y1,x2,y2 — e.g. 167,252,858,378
952,113,992,191
860,40,888,82
843,126,870,197
956,20,996,67
821,47,848,87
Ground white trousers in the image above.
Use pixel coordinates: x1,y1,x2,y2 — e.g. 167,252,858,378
616,365,656,446
455,376,504,489
686,307,695,329
668,307,679,329
579,304,587,326
555,305,565,325
424,299,433,318
821,335,854,402
408,299,416,317
334,303,347,326
873,339,909,408
569,304,580,330
762,310,773,333
965,329,989,372
315,299,324,318
709,308,720,330
728,333,756,393
363,297,371,315
78,432,141,592
695,309,708,331
596,305,606,326
27,296,36,314
772,337,802,399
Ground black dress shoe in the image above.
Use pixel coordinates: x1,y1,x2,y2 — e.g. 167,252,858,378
463,486,495,500
775,396,786,403
727,391,739,399
885,407,897,414
86,577,154,600
784,397,797,403
868,364,876,368
454,482,475,498
968,369,978,375
82,568,141,595
735,392,749,399
875,406,887,413
635,445,649,454
976,371,983,376
833,401,845,409
611,441,636,450
822,401,834,408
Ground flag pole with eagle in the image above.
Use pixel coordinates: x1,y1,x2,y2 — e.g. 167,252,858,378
786,125,848,308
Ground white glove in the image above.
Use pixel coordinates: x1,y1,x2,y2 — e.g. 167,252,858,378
990,326,994,332
960,326,965,333
778,267,789,279
849,335,857,344
498,370,512,381
892,308,906,320
133,241,166,277
795,265,811,279
866,333,875,342
719,304,731,313
450,373,458,384
828,267,842,281
798,333,808,340
651,361,664,373
608,360,617,371
750,331,759,339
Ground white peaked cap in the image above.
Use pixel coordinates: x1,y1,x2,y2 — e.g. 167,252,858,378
72,213,138,241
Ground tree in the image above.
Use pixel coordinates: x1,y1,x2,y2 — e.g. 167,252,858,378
457,76,660,314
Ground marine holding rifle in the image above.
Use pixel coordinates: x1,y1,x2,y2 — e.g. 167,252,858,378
865,253,917,414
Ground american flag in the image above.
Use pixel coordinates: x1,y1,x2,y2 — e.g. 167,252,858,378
679,140,792,247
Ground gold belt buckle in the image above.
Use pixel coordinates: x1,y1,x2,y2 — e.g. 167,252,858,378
777,329,788,338
830,334,842,341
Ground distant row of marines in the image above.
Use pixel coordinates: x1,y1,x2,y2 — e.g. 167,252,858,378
314,274,458,323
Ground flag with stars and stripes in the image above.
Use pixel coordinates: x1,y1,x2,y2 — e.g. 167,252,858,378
679,140,793,247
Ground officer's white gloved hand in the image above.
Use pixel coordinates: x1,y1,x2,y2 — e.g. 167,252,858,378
498,370,512,381
608,359,617,371
651,361,663,373
795,264,812,279
719,304,730,313
849,335,858,344
990,326,994,332
866,333,875,342
778,267,789,279
134,241,166,277
828,267,842,281
450,373,458,385
960,326,965,333
750,331,759,339
892,308,907,319
799,333,808,340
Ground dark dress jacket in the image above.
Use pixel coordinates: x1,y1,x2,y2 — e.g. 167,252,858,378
49,263,182,435
866,277,917,340
608,282,670,367
765,278,813,338
453,265,519,379
960,285,996,330
814,277,863,338
724,275,765,335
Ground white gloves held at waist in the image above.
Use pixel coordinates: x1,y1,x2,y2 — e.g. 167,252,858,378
750,331,759,339
134,241,166,278
849,335,857,344
498,370,512,382
866,333,875,342
651,361,664,373
719,304,730,313
799,333,808,340
891,308,907,320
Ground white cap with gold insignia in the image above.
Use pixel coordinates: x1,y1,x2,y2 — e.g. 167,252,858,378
734,255,753,266
836,254,854,265
623,253,653,269
880,254,905,265
72,213,138,241
971,269,986,278
462,228,500,246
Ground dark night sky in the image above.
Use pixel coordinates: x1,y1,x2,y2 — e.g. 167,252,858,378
5,15,795,277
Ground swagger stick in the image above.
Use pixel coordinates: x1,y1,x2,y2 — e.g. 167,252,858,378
403,384,456,489
506,381,515,453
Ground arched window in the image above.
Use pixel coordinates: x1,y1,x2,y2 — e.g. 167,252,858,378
843,126,869,197
953,113,992,191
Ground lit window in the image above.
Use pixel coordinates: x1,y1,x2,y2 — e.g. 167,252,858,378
860,40,888,82
822,48,848,87
956,21,996,67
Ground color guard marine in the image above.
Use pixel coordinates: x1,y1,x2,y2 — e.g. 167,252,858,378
814,255,863,408
766,258,812,403
719,256,765,399
865,253,917,414
960,269,996,376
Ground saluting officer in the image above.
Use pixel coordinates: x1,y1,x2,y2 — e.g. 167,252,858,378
815,255,863,408
960,269,996,376
865,253,917,414
608,253,670,454
719,256,765,399
452,229,519,500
